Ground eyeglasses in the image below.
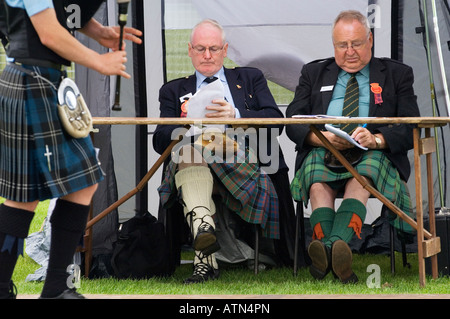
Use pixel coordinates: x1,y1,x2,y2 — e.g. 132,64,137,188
190,44,224,55
334,34,370,51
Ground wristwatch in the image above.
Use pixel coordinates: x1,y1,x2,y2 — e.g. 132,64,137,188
374,135,382,149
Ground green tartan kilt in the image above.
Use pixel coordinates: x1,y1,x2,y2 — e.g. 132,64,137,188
290,147,415,234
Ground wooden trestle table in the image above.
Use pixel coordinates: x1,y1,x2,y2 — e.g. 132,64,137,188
84,116,450,287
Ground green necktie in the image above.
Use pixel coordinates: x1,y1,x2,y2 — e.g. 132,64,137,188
341,73,359,134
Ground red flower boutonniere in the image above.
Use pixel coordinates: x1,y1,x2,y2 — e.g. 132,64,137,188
370,83,383,105
179,93,193,117
180,98,189,118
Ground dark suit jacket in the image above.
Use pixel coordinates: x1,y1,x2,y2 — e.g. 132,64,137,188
153,66,287,171
286,57,420,181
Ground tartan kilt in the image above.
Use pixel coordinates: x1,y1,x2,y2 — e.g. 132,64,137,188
158,143,280,239
290,147,414,234
0,64,104,202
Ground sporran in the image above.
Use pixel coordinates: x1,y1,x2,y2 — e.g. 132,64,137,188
57,78,93,138
324,148,364,173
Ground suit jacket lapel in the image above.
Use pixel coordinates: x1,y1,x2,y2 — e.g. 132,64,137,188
224,68,246,112
368,57,386,116
322,61,340,113
183,74,197,95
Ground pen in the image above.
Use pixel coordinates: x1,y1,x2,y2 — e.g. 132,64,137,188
361,123,367,128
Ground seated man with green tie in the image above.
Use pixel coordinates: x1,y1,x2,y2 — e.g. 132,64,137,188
286,10,420,283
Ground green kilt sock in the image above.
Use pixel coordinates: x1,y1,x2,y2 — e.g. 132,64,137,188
308,207,335,279
310,207,335,242
325,198,366,247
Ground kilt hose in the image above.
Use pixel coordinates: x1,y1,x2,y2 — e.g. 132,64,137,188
291,147,414,234
158,143,280,239
0,64,104,202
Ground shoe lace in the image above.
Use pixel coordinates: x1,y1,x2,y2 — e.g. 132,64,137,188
192,262,212,277
197,219,213,232
185,206,211,236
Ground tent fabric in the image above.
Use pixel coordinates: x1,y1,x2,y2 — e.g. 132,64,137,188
75,3,119,257
191,0,377,91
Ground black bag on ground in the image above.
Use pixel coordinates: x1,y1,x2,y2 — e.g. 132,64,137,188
111,212,174,279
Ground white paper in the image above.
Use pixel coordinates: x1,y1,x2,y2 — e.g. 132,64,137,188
292,114,348,119
185,80,225,136
187,79,224,118
324,124,368,150
292,115,376,119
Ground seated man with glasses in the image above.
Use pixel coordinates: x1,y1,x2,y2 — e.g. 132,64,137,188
286,10,420,283
154,19,294,283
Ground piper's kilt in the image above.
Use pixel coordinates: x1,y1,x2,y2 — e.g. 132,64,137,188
291,147,414,234
0,64,104,202
158,143,280,239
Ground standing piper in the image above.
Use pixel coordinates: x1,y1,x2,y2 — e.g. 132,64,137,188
0,0,142,299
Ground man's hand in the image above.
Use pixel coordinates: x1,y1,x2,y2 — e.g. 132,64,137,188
351,127,384,149
96,25,143,51
205,99,236,118
307,131,353,150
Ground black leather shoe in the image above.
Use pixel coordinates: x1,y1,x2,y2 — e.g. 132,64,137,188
307,240,331,280
331,240,358,284
193,223,220,256
40,289,86,299
183,263,219,284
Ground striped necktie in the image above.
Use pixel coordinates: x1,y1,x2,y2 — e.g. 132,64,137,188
341,73,359,134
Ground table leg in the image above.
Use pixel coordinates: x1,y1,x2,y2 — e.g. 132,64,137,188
425,128,438,279
414,128,426,287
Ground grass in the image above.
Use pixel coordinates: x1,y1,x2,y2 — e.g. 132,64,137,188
9,198,450,297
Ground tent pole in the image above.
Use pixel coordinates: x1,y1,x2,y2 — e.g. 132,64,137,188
419,0,445,207
431,0,450,116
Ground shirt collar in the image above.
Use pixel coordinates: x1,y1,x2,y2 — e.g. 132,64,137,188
339,63,370,79
195,67,226,89
358,64,370,79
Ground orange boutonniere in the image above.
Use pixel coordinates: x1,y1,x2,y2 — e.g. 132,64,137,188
370,83,383,105
180,99,189,118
